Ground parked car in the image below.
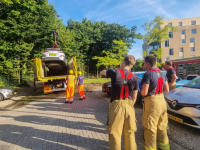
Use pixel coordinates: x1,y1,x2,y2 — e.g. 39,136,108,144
164,76,200,128
102,82,111,96
0,87,17,101
176,76,191,88
42,48,67,61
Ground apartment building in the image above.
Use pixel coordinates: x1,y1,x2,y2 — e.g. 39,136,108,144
143,17,200,63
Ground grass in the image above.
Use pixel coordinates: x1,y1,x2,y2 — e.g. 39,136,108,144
84,78,111,84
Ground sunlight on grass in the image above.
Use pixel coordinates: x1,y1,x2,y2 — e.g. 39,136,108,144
85,78,111,84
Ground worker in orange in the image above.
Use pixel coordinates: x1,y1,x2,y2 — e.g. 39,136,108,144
65,70,75,103
76,71,86,100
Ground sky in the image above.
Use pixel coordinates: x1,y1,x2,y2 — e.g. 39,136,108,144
48,0,200,59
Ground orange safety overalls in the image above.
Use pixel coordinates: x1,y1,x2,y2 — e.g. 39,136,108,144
78,85,85,100
66,75,75,102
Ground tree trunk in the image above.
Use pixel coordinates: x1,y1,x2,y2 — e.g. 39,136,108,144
96,67,98,78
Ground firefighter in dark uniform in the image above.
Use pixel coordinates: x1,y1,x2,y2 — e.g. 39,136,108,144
141,56,170,150
100,55,138,150
165,61,177,91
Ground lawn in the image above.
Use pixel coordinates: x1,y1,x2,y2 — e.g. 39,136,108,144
84,78,111,84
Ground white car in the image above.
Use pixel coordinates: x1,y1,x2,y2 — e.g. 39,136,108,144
42,48,66,62
41,48,68,77
164,76,200,128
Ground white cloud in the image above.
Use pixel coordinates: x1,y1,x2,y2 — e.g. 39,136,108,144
85,0,178,23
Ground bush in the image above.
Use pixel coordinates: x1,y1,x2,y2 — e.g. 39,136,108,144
0,81,5,87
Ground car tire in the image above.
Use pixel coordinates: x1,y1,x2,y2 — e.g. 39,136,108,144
0,94,4,101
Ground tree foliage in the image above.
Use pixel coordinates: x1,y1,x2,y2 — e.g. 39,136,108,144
65,18,139,75
93,40,128,69
131,59,144,72
0,0,57,84
0,1,139,84
142,16,177,67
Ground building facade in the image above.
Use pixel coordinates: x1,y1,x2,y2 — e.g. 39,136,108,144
143,17,200,63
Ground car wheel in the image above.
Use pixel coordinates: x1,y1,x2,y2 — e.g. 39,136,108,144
0,94,4,101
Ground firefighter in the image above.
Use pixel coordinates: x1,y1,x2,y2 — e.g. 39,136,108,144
141,56,170,150
65,70,75,103
100,55,138,150
165,61,177,91
77,71,86,100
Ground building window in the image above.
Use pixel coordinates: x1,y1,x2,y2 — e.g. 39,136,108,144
192,29,196,34
179,48,183,52
191,20,196,25
178,22,182,26
168,22,172,26
169,32,173,38
179,56,183,59
165,57,170,61
190,55,195,58
169,48,174,55
181,30,185,35
190,38,195,43
165,40,169,47
182,39,186,43
190,47,195,52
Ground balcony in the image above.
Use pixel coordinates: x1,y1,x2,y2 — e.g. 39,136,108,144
147,43,160,52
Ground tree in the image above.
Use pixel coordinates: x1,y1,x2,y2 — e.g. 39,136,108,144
93,40,128,70
66,18,139,76
0,0,57,84
142,16,177,67
132,59,144,72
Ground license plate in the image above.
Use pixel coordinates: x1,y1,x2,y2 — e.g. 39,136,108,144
168,114,183,123
49,53,57,56
14,92,17,95
103,88,105,91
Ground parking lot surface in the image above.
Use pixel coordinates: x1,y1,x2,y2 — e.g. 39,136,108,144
0,88,199,150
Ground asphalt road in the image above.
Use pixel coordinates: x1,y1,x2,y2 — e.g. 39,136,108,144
94,87,200,150
0,85,199,150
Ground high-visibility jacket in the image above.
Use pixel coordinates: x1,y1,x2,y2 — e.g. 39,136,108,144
67,75,75,85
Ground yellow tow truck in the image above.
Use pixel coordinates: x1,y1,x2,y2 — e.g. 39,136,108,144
32,56,77,94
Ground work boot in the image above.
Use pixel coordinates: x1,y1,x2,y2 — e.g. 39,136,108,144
70,101,73,103
79,98,83,100
65,101,69,103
